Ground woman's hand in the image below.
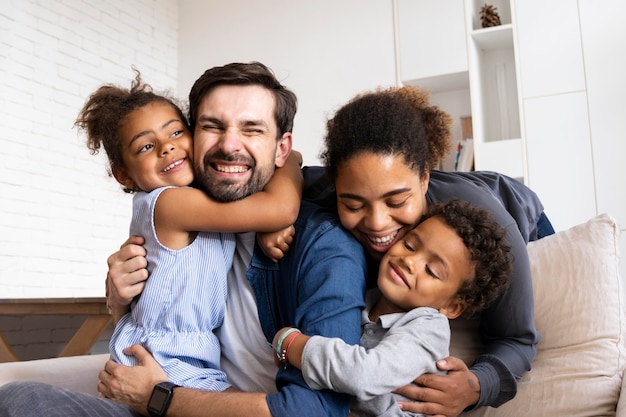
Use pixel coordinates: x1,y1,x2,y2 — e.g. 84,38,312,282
395,356,480,417
98,344,168,413
106,235,148,323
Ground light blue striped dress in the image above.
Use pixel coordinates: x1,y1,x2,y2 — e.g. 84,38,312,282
109,186,235,391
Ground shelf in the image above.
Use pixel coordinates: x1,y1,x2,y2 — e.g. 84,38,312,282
471,23,513,50
403,71,470,93
473,138,524,179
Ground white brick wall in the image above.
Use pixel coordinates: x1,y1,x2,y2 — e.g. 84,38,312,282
0,0,179,298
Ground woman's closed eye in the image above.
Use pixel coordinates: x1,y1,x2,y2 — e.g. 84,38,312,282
340,201,365,212
386,196,410,209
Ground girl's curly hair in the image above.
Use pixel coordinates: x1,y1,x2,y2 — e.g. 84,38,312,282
422,199,513,317
321,85,452,180
75,68,188,193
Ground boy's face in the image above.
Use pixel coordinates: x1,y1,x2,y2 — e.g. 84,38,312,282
115,101,194,192
377,216,473,319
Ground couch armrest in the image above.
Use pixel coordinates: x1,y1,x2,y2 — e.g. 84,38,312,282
0,354,108,396
616,370,626,416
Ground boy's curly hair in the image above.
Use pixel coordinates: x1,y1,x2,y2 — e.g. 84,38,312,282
422,199,512,317
75,68,188,193
321,85,452,180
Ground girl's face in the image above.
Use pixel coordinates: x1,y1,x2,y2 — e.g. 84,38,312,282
335,152,429,261
376,216,471,318
115,101,194,192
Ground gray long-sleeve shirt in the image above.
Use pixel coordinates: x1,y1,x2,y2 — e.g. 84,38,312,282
301,290,449,417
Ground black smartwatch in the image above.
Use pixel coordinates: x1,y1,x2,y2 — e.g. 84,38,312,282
147,381,179,417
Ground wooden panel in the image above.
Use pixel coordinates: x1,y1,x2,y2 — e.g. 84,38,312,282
0,298,111,362
0,334,18,362
60,315,112,357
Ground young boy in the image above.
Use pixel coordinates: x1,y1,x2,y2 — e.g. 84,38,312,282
273,199,512,417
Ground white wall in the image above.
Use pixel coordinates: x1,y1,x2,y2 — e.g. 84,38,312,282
177,0,397,166
0,0,179,298
2,0,623,303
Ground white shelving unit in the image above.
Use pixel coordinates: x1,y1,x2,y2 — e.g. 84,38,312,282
464,0,525,180
395,0,625,275
396,0,524,178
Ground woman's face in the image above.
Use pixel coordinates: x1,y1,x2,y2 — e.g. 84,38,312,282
335,152,429,261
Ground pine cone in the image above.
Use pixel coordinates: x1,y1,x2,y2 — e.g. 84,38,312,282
480,4,501,28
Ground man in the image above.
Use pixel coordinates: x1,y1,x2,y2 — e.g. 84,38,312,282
0,62,367,417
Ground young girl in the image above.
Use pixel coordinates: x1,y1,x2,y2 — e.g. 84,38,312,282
76,70,302,391
272,199,512,417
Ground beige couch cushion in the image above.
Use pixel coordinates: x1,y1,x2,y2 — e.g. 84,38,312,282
0,354,108,395
459,214,625,416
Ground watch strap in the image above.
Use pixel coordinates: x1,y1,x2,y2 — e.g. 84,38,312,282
147,381,179,417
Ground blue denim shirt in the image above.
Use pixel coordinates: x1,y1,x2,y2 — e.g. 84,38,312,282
249,201,367,417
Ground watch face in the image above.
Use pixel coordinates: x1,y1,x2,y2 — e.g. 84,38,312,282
148,385,170,414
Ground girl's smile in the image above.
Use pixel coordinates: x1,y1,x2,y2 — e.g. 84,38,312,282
115,101,195,192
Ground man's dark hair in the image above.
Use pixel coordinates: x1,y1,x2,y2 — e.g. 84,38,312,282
188,62,297,139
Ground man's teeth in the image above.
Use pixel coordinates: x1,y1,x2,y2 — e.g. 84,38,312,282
368,231,398,246
216,164,248,173
163,159,184,172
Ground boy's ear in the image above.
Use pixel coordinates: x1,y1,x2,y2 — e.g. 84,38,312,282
439,299,467,320
274,132,293,168
112,167,136,191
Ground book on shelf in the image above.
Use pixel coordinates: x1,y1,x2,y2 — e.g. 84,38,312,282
454,137,474,172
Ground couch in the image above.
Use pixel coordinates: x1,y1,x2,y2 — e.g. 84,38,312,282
1,214,624,416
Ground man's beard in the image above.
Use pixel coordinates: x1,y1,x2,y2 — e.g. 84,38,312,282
195,151,274,202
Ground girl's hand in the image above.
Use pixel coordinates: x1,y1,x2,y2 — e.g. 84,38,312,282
257,225,295,263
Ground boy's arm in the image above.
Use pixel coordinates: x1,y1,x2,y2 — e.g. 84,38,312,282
274,309,450,401
156,150,303,233
264,204,367,417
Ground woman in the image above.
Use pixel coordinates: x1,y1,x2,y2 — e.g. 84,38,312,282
302,85,553,416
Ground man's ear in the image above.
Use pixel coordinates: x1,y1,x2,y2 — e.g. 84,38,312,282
274,132,293,168
439,299,467,320
112,167,136,191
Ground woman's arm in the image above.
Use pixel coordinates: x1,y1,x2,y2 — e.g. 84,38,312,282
156,151,303,234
